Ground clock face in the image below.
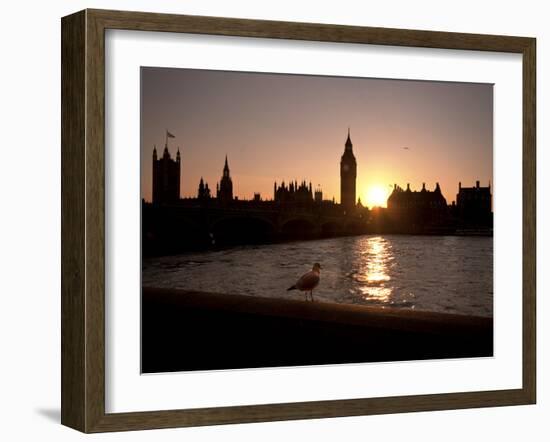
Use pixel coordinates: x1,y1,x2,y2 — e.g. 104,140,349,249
342,164,350,172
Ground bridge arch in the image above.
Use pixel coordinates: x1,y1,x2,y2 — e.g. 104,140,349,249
320,221,343,236
281,218,317,238
210,215,276,246
143,215,210,254
345,220,367,234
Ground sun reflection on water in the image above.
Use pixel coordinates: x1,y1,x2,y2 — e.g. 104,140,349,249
144,235,492,316
356,236,393,303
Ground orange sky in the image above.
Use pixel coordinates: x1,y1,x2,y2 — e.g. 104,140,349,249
141,68,493,208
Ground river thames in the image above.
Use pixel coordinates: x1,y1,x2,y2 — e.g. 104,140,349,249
142,235,493,317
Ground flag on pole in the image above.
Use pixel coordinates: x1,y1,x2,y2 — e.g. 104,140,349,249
166,130,175,138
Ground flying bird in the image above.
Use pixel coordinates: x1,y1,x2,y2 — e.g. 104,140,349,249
402,146,410,150
287,263,321,302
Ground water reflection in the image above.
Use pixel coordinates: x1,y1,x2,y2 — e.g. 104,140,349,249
355,236,392,303
143,235,493,317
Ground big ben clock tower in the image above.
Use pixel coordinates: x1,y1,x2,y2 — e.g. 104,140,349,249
340,128,357,213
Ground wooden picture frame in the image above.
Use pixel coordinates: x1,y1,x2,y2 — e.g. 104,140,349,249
61,8,536,433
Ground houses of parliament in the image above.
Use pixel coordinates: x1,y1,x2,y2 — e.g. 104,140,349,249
151,129,360,212
144,129,492,254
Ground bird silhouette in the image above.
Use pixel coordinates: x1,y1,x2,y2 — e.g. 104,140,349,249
287,263,321,302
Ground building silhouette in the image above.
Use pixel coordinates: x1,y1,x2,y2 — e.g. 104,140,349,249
152,144,180,204
387,182,449,232
456,181,492,228
197,177,211,201
274,180,314,205
216,156,234,203
145,129,493,256
388,182,447,210
314,185,323,203
340,128,357,213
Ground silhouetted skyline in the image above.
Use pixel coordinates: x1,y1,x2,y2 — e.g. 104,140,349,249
141,67,493,207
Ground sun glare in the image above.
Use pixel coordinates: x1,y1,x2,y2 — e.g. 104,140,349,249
365,185,389,208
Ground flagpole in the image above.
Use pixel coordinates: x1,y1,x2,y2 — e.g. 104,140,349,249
165,130,175,149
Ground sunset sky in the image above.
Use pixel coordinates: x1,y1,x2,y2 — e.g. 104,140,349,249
141,67,493,208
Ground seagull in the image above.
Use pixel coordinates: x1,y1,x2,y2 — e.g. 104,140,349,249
287,263,321,302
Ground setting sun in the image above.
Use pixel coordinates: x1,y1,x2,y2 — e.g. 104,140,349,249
364,185,390,208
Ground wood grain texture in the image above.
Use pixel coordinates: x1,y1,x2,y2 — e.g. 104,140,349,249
84,10,107,433
522,38,536,403
61,10,86,432
60,8,537,433
89,8,532,52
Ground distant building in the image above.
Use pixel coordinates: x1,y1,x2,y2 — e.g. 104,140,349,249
216,156,233,203
314,185,323,203
197,177,211,201
340,129,357,213
456,181,492,228
274,180,313,205
387,182,449,232
388,182,447,210
152,144,180,204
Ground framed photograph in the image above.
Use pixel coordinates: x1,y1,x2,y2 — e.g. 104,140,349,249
61,9,536,433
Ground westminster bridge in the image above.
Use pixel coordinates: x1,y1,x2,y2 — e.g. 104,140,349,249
142,200,369,255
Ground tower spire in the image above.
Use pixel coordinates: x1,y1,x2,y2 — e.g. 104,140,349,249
218,154,233,203
345,127,353,151
341,128,357,212
223,155,230,177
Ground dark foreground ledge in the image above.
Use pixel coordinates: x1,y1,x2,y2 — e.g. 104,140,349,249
142,287,493,373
